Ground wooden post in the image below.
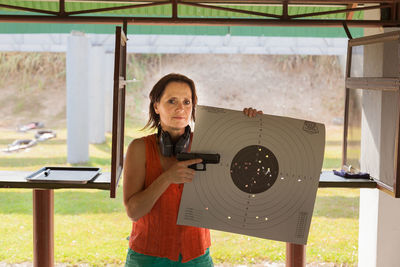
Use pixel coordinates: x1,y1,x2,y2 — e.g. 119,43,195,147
286,243,306,267
33,189,54,267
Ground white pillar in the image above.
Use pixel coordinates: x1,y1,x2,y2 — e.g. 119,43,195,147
376,192,400,266
359,188,400,267
88,45,106,143
104,51,114,133
66,31,89,164
358,189,379,267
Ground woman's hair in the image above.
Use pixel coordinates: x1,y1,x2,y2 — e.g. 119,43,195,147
143,73,198,130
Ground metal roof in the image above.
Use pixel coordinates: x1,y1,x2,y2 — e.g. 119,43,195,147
0,0,398,28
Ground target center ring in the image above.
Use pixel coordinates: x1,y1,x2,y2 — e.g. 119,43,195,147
230,145,279,194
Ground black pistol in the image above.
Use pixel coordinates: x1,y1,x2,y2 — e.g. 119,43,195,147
176,152,220,171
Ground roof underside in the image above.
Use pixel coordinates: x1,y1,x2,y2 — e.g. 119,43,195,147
0,0,398,28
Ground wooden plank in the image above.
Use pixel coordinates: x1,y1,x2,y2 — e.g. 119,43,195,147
111,26,122,199
345,77,400,91
110,25,126,198
342,41,352,167
119,22,127,197
349,30,400,47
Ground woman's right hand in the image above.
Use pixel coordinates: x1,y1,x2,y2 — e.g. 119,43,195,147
162,158,203,184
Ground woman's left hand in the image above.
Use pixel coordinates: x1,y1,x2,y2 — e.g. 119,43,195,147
243,107,263,117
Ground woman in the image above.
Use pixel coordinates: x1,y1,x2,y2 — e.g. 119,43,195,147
123,73,262,267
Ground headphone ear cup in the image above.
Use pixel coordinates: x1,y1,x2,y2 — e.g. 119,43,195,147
174,126,191,155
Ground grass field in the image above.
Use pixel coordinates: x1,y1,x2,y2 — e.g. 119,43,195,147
0,123,359,266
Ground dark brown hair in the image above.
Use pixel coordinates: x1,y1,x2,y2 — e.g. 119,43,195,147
143,73,198,130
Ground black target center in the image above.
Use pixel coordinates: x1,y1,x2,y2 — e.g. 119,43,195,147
230,145,279,194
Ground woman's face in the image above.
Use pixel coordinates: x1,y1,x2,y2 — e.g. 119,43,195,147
154,81,193,133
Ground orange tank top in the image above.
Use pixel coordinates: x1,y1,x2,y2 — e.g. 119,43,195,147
129,134,211,263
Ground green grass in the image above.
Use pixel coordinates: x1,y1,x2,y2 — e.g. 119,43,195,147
0,123,359,266
0,189,129,266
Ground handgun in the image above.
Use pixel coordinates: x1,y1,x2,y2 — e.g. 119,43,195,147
176,152,220,171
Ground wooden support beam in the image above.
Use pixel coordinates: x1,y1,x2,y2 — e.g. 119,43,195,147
286,243,306,267
33,189,54,267
172,0,178,19
0,15,396,27
346,3,358,20
59,0,65,16
283,0,289,20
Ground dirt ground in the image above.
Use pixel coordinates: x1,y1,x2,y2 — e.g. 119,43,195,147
0,53,345,130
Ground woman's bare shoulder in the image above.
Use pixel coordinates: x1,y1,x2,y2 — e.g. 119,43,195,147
127,138,145,155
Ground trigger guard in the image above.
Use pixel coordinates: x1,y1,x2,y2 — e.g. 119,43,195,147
190,163,206,171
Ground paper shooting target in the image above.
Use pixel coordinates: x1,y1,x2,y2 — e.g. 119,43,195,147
177,105,325,245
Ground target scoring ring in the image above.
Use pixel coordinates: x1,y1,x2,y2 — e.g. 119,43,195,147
230,145,279,194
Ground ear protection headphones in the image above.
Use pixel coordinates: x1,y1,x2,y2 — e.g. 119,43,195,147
157,125,191,157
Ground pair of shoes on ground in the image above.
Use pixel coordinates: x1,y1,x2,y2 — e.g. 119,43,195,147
3,125,57,153
3,139,38,153
17,121,44,132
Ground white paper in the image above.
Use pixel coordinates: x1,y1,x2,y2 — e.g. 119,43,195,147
177,105,325,245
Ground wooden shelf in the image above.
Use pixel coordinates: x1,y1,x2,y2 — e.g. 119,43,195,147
319,170,377,188
0,171,111,190
0,170,377,190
